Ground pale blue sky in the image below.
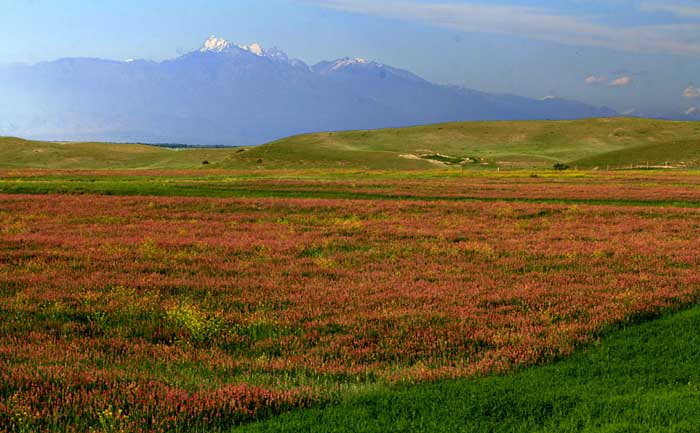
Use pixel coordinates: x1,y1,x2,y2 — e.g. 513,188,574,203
2,0,700,114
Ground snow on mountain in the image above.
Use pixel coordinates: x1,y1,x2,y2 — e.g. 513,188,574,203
237,42,264,56
0,36,619,146
200,35,231,52
314,57,381,73
330,57,370,71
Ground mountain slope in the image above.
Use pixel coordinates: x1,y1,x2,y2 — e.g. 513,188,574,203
2,118,698,170
0,37,616,147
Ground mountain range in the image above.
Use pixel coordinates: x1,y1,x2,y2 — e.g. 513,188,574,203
0,36,623,146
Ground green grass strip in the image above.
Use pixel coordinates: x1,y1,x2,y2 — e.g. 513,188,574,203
2,180,700,209
238,305,700,432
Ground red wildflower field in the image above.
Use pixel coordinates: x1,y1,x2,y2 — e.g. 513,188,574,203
1,177,700,431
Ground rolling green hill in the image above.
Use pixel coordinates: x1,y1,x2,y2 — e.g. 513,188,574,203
0,137,228,170
2,118,699,170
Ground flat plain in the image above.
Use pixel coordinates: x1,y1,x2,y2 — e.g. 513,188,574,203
1,167,700,432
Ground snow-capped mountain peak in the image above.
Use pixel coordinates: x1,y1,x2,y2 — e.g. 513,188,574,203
199,36,297,64
331,57,373,70
313,57,384,75
201,36,231,52
238,42,264,56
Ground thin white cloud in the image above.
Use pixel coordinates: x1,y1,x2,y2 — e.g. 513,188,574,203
640,1,700,18
306,0,700,55
685,106,698,115
585,75,607,85
609,76,633,87
684,86,700,98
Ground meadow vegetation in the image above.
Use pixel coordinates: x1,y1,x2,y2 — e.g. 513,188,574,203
2,117,700,431
1,168,700,431
241,304,700,432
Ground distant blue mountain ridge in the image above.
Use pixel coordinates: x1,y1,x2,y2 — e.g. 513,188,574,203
0,36,623,146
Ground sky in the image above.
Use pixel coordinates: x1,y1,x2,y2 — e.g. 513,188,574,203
2,0,700,115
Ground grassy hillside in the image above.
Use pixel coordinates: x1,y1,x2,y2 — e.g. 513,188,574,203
0,137,227,170
245,117,699,170
2,118,699,170
571,139,700,169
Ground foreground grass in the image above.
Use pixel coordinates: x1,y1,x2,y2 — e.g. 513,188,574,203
240,305,700,432
3,187,700,431
3,170,700,431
